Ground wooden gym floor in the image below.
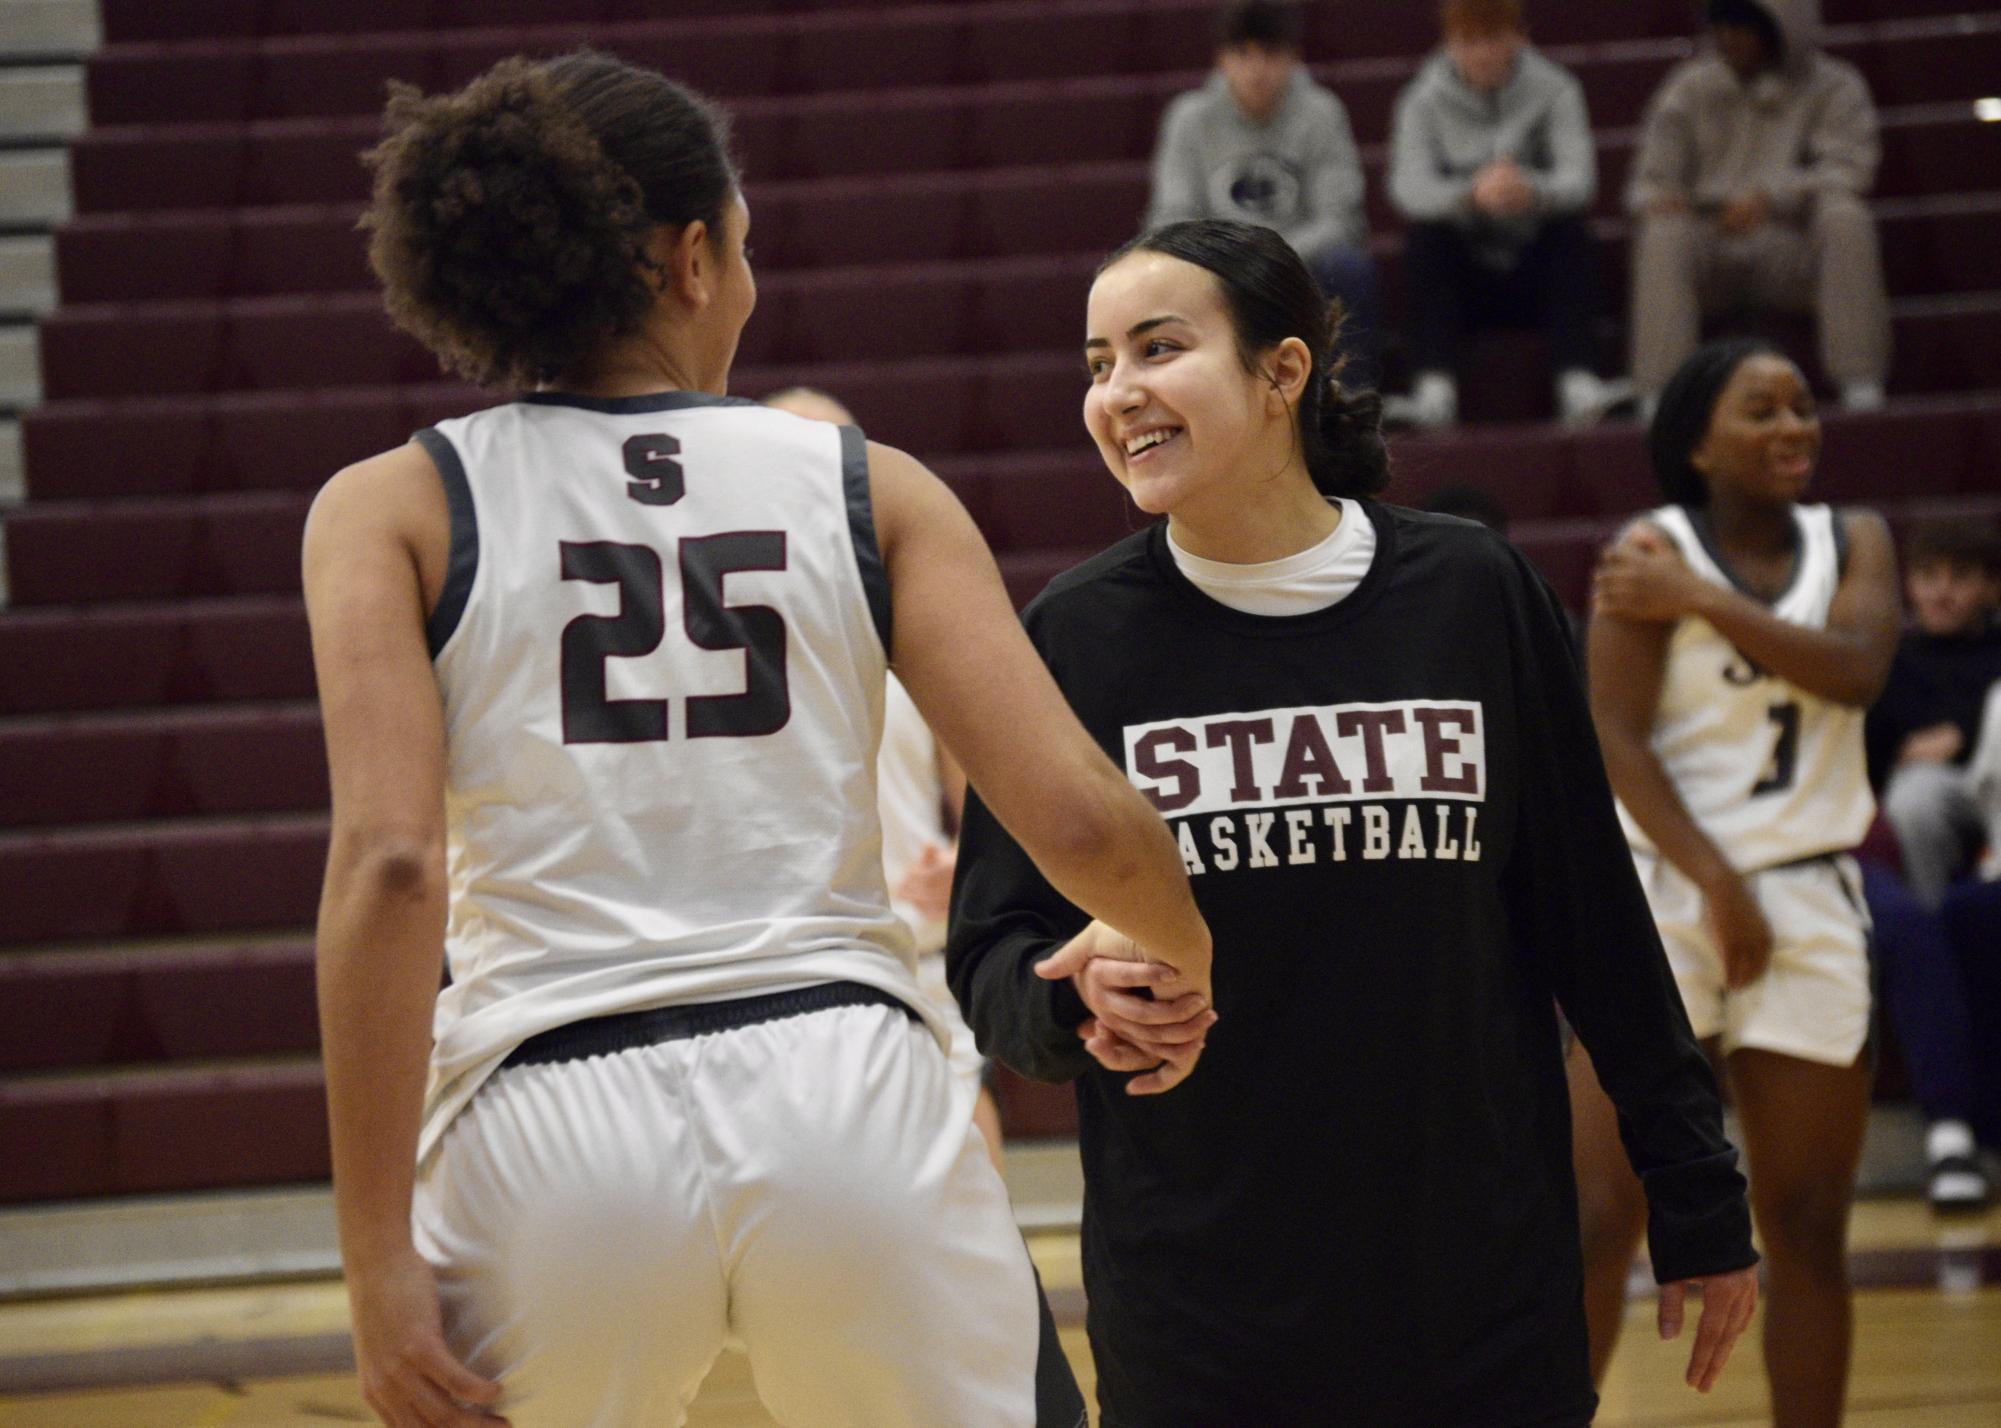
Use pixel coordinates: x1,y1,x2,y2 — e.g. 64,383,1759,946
1,1198,1998,1426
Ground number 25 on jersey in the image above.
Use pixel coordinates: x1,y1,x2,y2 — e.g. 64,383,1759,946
557,434,791,746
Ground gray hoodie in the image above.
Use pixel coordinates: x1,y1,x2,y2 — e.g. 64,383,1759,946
1626,0,1879,218
1387,44,1596,262
1145,68,1368,258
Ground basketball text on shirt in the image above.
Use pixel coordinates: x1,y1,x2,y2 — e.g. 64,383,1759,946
1122,699,1486,875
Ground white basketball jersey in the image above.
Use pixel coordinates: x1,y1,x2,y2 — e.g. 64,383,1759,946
1617,503,1874,872
414,392,933,1163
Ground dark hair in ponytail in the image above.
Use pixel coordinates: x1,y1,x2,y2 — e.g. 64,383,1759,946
1100,220,1390,499
1646,337,1782,507
363,50,737,390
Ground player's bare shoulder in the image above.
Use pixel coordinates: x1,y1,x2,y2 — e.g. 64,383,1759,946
307,440,448,548
303,439,452,608
1833,505,1894,567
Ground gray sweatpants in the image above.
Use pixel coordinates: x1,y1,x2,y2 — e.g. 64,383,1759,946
1629,192,1891,394
1883,760,1987,910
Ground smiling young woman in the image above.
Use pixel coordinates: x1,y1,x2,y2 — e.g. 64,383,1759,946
947,220,1760,1427
1570,338,1901,1425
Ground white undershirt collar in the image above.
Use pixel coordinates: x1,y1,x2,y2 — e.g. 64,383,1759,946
1167,498,1377,617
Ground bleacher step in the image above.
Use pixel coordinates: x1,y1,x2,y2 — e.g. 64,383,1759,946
0,234,54,315
0,65,85,141
0,698,325,827
0,324,39,409
0,1053,328,1203
0,1183,337,1297
0,592,313,716
0,149,68,227
0,810,328,944
0,933,317,1073
0,418,21,505
0,0,99,59
3,488,314,605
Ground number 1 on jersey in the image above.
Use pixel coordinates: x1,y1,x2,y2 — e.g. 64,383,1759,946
1751,701,1801,796
559,535,790,745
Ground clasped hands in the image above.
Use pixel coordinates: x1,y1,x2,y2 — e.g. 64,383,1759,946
1036,921,1217,1095
1470,155,1535,218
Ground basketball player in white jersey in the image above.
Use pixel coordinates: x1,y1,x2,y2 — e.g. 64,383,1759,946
763,387,1004,1168
1570,339,1899,1425
303,53,1210,1428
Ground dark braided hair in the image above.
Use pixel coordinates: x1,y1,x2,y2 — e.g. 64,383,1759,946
363,50,738,391
1646,337,1783,507
1100,220,1390,500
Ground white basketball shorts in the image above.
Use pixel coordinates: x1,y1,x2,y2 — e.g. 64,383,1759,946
1635,851,1872,1067
412,993,1072,1427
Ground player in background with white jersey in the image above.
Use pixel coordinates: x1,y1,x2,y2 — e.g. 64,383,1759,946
303,52,1208,1428
1571,338,1900,1425
764,386,1004,1170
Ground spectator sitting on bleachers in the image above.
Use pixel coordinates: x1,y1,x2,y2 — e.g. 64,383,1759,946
1386,0,1619,430
1867,520,2001,910
1860,519,2001,1209
1626,0,1890,414
1145,1,1380,381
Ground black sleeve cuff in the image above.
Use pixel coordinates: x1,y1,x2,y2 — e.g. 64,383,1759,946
1643,1150,1760,1284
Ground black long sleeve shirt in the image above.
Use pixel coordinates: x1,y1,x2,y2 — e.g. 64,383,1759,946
1863,620,2001,790
948,507,1755,1428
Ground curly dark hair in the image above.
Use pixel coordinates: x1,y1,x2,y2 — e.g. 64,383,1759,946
1101,220,1390,501
363,50,737,391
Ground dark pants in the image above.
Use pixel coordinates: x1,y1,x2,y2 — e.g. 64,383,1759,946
1402,214,1600,378
1867,860,2001,1144
1305,242,1384,390
1940,878,2001,1145
1864,860,1979,1127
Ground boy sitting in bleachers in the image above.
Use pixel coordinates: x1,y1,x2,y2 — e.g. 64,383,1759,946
1863,519,2001,1209
1144,1,1380,381
1627,0,1891,414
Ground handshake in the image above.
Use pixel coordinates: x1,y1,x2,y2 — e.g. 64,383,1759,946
1035,922,1217,1095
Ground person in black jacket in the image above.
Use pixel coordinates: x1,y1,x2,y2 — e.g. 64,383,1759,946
946,218,1757,1427
1863,518,2001,1209
1867,519,2001,906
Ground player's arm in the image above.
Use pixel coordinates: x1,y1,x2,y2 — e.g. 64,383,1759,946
1505,550,1757,1389
868,440,1211,997
1587,571,1731,893
1595,511,1899,707
1588,531,1772,987
304,445,505,1428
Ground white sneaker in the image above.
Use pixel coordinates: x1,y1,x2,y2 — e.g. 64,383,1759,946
1557,369,1636,428
1926,1119,1992,1212
1841,381,1887,413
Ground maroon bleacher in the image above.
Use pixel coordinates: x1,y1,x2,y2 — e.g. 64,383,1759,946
5,0,2001,1203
